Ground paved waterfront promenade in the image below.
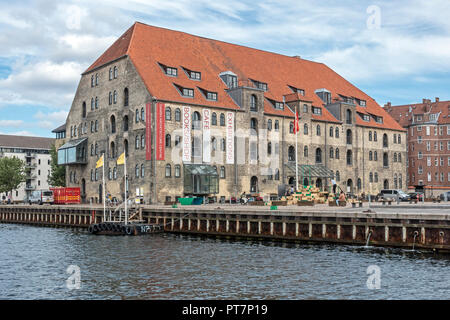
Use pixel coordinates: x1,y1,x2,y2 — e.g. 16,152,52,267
18,201,447,216
2,201,450,251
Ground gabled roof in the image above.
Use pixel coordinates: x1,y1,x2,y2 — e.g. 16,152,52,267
386,99,450,127
84,22,404,130
0,134,54,150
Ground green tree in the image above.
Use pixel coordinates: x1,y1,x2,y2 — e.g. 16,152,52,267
0,156,26,202
48,144,66,187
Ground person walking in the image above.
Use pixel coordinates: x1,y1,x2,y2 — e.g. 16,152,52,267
331,179,337,195
338,191,346,206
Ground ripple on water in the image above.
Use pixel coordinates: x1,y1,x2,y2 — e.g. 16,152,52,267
0,224,450,299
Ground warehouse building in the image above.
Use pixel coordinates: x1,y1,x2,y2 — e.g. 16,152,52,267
58,22,406,204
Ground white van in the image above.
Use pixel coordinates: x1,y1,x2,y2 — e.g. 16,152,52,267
29,190,54,205
378,189,410,201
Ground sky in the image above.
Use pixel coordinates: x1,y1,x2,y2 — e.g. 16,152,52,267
0,0,449,138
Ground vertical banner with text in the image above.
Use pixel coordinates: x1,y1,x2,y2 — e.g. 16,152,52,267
156,102,165,161
145,103,152,161
202,109,211,163
226,112,234,164
182,106,191,162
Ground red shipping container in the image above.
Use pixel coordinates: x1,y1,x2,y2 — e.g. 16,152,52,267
50,187,81,204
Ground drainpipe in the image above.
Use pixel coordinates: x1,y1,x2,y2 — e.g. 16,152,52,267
324,121,328,191
152,96,157,204
362,126,365,195
281,116,285,185
234,110,237,199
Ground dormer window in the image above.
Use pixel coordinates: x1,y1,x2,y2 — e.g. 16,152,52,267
183,88,194,97
166,67,177,76
219,71,238,89
373,115,383,124
206,92,217,101
187,70,201,81
198,87,217,101
339,94,354,104
159,63,178,76
315,88,331,104
182,66,201,80
362,114,370,121
312,107,322,115
174,83,194,97
275,102,284,109
191,71,201,80
251,79,268,91
288,85,305,96
359,100,366,107
429,113,439,122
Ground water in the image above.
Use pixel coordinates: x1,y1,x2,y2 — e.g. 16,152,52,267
1,223,450,300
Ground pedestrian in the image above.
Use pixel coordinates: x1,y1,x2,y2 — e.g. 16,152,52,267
331,179,337,195
338,191,346,205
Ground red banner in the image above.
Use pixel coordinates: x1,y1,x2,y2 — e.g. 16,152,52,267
145,103,152,161
156,102,165,160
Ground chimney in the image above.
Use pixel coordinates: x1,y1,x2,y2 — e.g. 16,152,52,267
384,102,391,108
422,98,427,104
435,97,439,102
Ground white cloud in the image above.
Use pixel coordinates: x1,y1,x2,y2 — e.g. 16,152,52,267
34,110,68,129
0,60,82,108
0,120,24,128
0,130,35,137
0,0,449,131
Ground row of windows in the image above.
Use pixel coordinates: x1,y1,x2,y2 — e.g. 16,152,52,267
420,140,450,151
90,66,118,88
408,157,450,168
71,121,99,138
70,121,96,138
165,108,227,126
411,124,450,136
164,164,226,179
410,172,450,183
81,87,129,118
414,170,450,183
161,64,202,80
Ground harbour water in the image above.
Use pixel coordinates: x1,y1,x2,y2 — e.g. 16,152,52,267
1,223,449,300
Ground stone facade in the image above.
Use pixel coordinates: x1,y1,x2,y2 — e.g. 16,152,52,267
63,55,406,203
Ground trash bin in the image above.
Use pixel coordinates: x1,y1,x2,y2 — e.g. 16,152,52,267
179,198,194,205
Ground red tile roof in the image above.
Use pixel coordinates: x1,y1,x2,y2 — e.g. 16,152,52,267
85,22,404,130
385,99,450,127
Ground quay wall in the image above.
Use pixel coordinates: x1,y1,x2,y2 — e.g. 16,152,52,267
1,205,450,252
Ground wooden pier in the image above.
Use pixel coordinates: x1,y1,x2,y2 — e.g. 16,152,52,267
1,204,450,252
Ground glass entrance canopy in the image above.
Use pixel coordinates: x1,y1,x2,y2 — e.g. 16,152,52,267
183,164,219,195
57,138,88,165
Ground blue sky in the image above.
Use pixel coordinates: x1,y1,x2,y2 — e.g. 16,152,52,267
0,0,449,137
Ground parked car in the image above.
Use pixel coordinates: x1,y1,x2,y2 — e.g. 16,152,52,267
28,190,54,205
378,189,410,201
408,192,424,201
439,191,450,201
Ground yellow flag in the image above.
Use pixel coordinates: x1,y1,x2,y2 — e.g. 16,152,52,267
96,155,104,168
117,152,125,165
